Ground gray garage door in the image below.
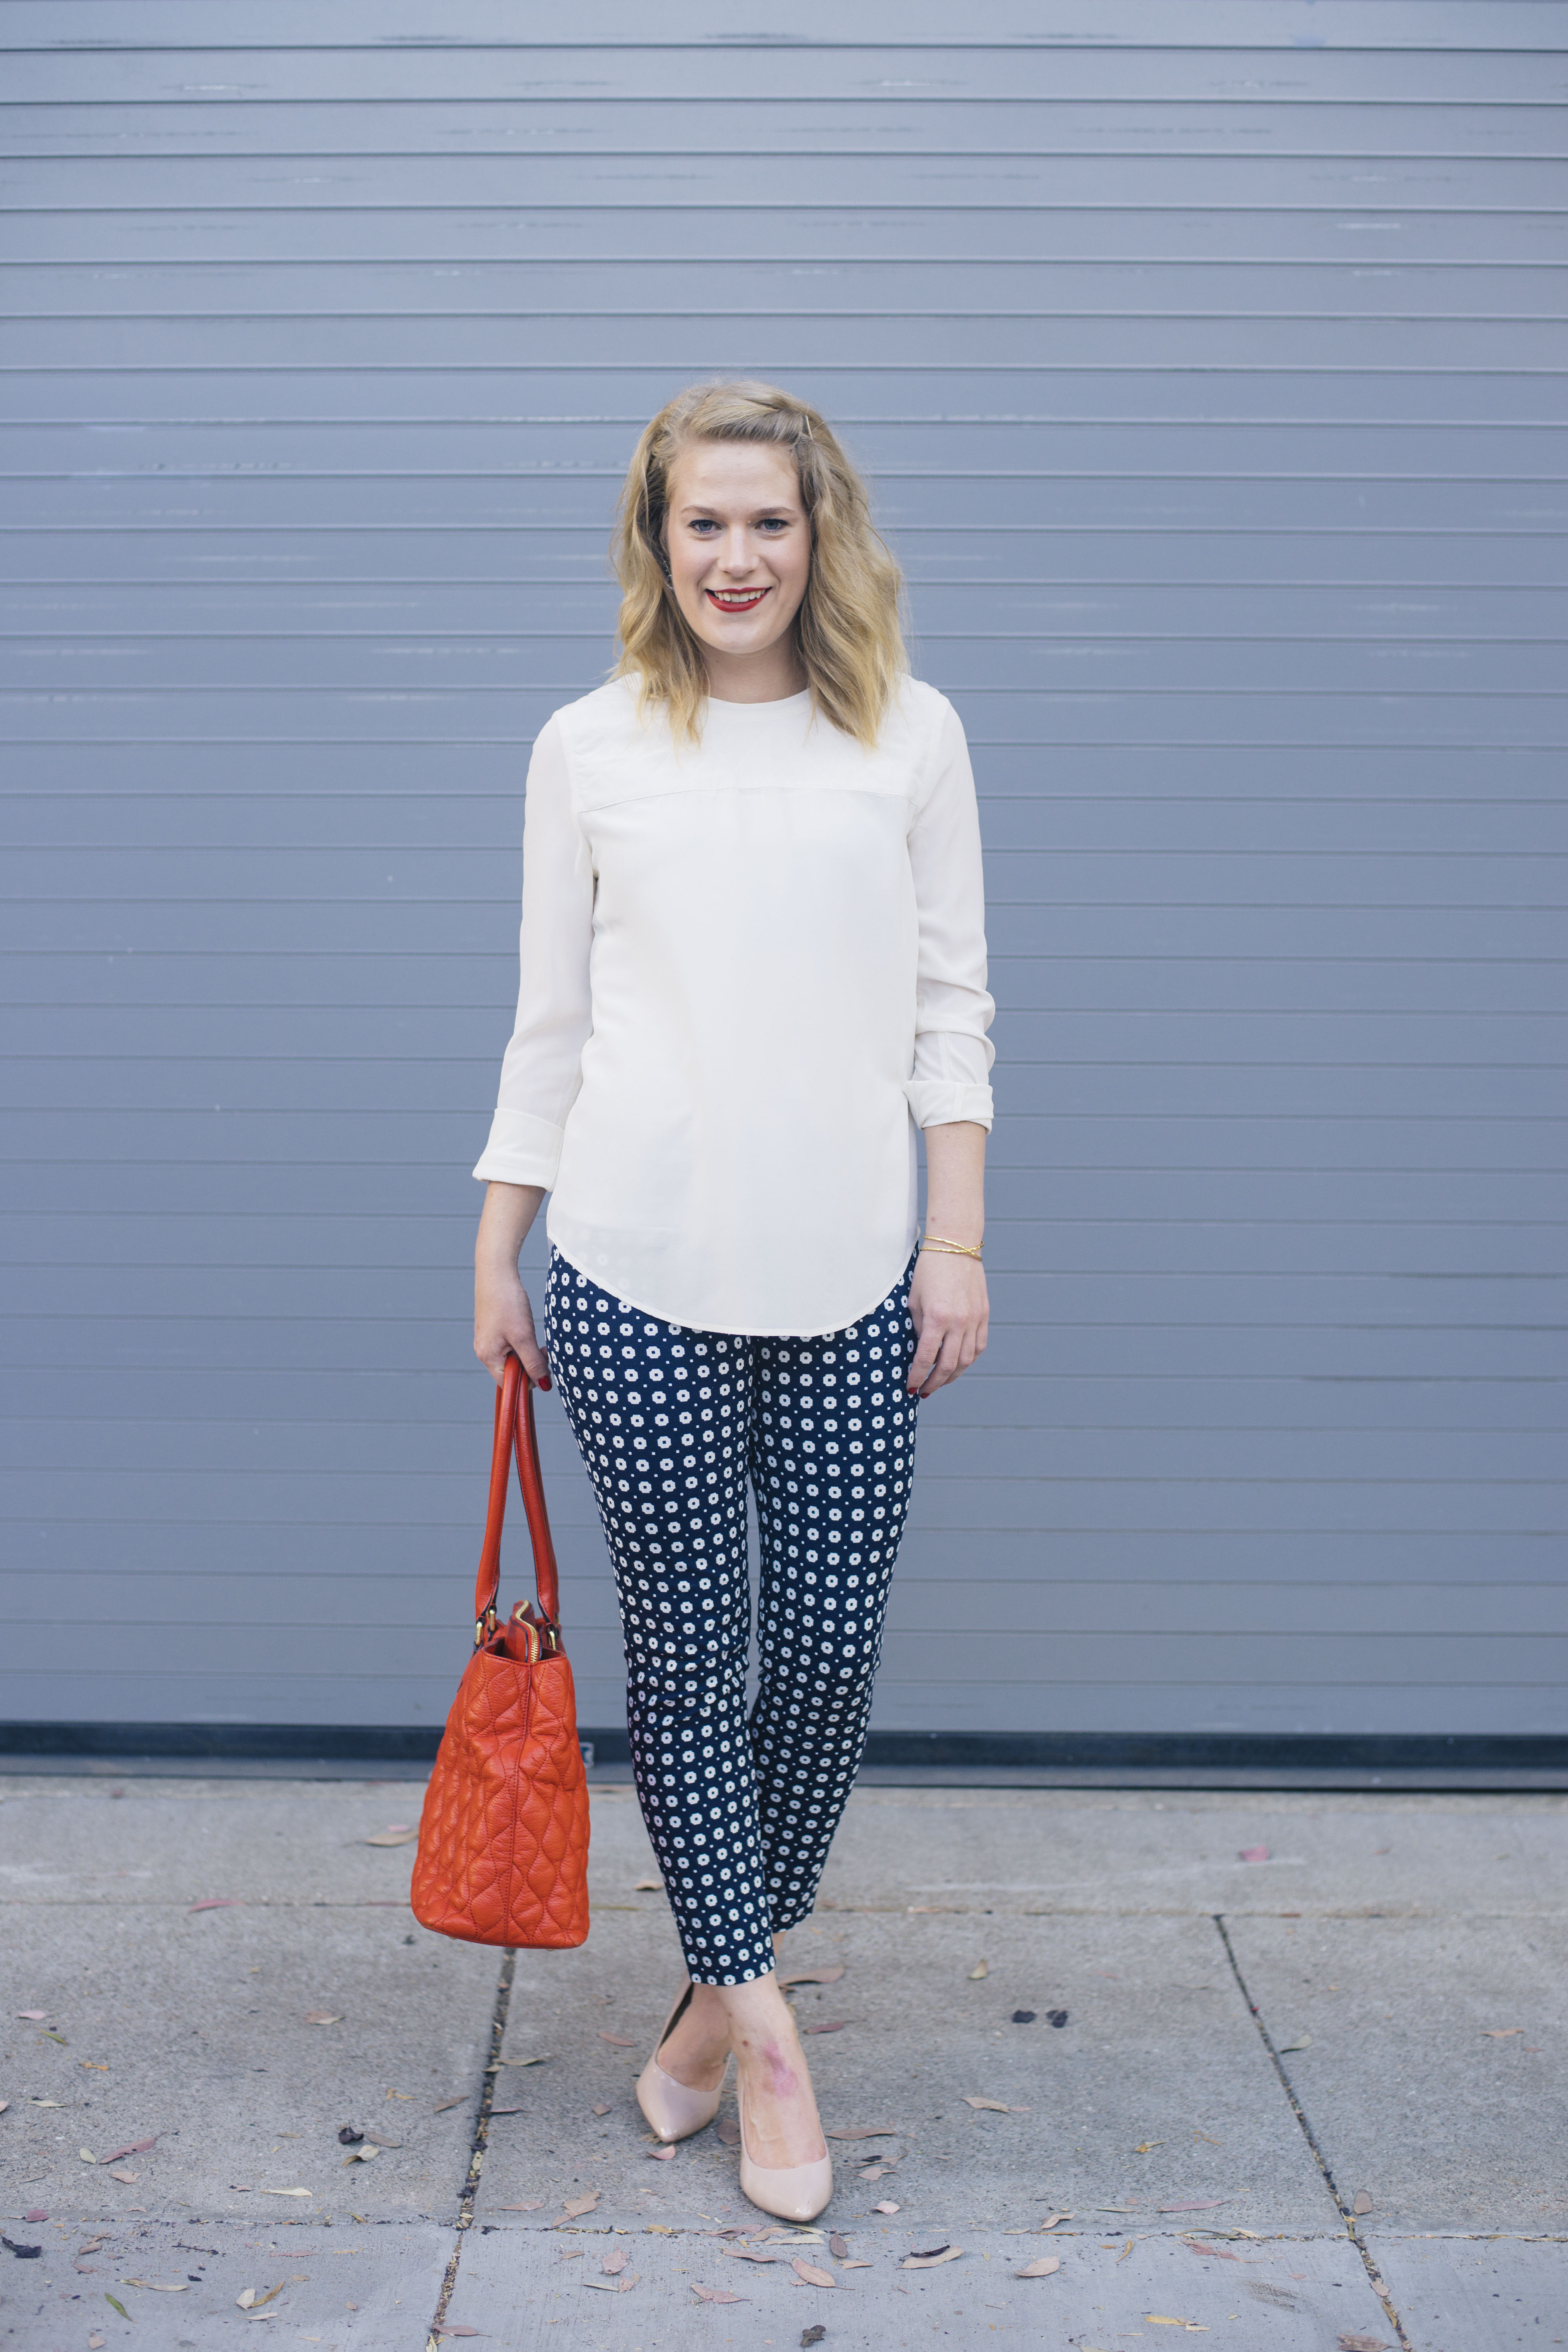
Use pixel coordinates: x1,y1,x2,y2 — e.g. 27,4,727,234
2,0,1564,1747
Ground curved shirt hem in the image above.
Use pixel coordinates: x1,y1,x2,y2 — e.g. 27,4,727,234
545,1226,920,1341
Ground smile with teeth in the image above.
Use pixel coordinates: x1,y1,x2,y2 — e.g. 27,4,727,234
706,585,771,612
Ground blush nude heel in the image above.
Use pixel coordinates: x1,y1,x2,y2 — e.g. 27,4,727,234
635,1983,728,2143
736,2074,833,2222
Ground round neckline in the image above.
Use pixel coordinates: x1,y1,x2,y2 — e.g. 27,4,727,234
703,686,812,716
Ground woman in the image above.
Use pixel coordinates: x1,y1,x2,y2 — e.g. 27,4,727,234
471,380,994,2222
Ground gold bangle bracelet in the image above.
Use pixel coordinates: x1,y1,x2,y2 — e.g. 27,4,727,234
921,1233,983,1261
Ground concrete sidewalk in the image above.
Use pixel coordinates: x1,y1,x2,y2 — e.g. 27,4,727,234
3,1777,1564,2351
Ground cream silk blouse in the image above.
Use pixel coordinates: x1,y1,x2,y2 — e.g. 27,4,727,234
472,674,995,1336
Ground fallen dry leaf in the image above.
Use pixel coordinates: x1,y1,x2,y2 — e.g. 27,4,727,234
101,2139,156,2165
89,2337,106,2349
433,2096,466,2113
494,2054,551,2069
498,2203,543,2213
1145,2320,1208,2332
1158,2201,1232,2214
257,2188,312,2199
16,2010,48,2021
438,2329,482,2339
779,1966,846,1987
874,2200,900,2214
828,2232,849,2260
691,2283,746,2303
108,2170,139,2186
1132,2141,1164,2153
124,2279,190,2293
1238,1847,1270,1863
602,2249,628,2276
968,1958,988,1979
1482,2028,1523,2038
792,2257,837,2288
1183,2240,1240,2262
962,2095,1026,2113
598,2031,636,2047
79,2149,98,2164
1352,2189,1374,2215
716,2113,740,2146
647,2144,675,2162
726,2248,783,2264
826,2124,896,2141
559,2193,599,2220
903,2246,963,2270
1015,2255,1061,2279
341,2146,379,2166
1040,2212,1070,2230
1338,2337,1391,2352
364,1827,418,1847
1278,2034,1312,2053
188,1898,242,1912
802,2019,851,2035
304,2012,343,2026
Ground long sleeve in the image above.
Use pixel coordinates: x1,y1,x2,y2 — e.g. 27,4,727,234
903,697,996,1131
472,715,594,1189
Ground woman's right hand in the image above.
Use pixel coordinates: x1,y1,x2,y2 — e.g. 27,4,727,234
474,1180,551,1387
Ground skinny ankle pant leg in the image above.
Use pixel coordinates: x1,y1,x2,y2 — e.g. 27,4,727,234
545,1251,776,1984
749,1256,920,1933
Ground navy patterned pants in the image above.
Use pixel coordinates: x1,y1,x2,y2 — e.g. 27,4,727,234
545,1247,919,1985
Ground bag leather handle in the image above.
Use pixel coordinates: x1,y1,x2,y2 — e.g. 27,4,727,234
472,1353,561,1645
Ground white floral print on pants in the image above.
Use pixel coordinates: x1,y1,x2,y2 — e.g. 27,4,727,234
545,1246,919,1984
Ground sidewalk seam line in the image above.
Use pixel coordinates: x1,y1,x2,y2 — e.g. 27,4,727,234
1213,1911,1415,2352
425,1943,515,2352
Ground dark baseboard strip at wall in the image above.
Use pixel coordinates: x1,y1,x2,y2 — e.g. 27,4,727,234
2,1723,1567,1790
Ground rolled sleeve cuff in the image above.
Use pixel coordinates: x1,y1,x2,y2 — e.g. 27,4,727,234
472,1107,566,1188
903,1078,994,1132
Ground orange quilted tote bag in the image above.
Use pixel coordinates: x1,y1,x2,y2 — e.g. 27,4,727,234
411,1354,590,1948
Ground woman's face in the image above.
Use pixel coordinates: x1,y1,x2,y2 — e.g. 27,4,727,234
661,440,811,670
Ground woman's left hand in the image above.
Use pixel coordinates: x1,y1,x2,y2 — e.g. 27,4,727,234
906,1250,989,1397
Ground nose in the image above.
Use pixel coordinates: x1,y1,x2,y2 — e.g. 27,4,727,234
719,525,757,574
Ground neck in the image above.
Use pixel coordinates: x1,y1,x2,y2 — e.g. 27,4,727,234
702,634,809,705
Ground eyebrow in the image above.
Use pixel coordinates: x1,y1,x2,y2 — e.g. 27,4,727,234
677,503,798,520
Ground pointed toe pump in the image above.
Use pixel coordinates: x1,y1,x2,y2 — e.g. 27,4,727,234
736,2077,833,2223
635,1984,728,2144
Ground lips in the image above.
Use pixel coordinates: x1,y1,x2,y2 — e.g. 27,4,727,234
705,586,770,613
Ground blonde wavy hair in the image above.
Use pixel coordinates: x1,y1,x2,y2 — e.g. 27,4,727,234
611,380,905,747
